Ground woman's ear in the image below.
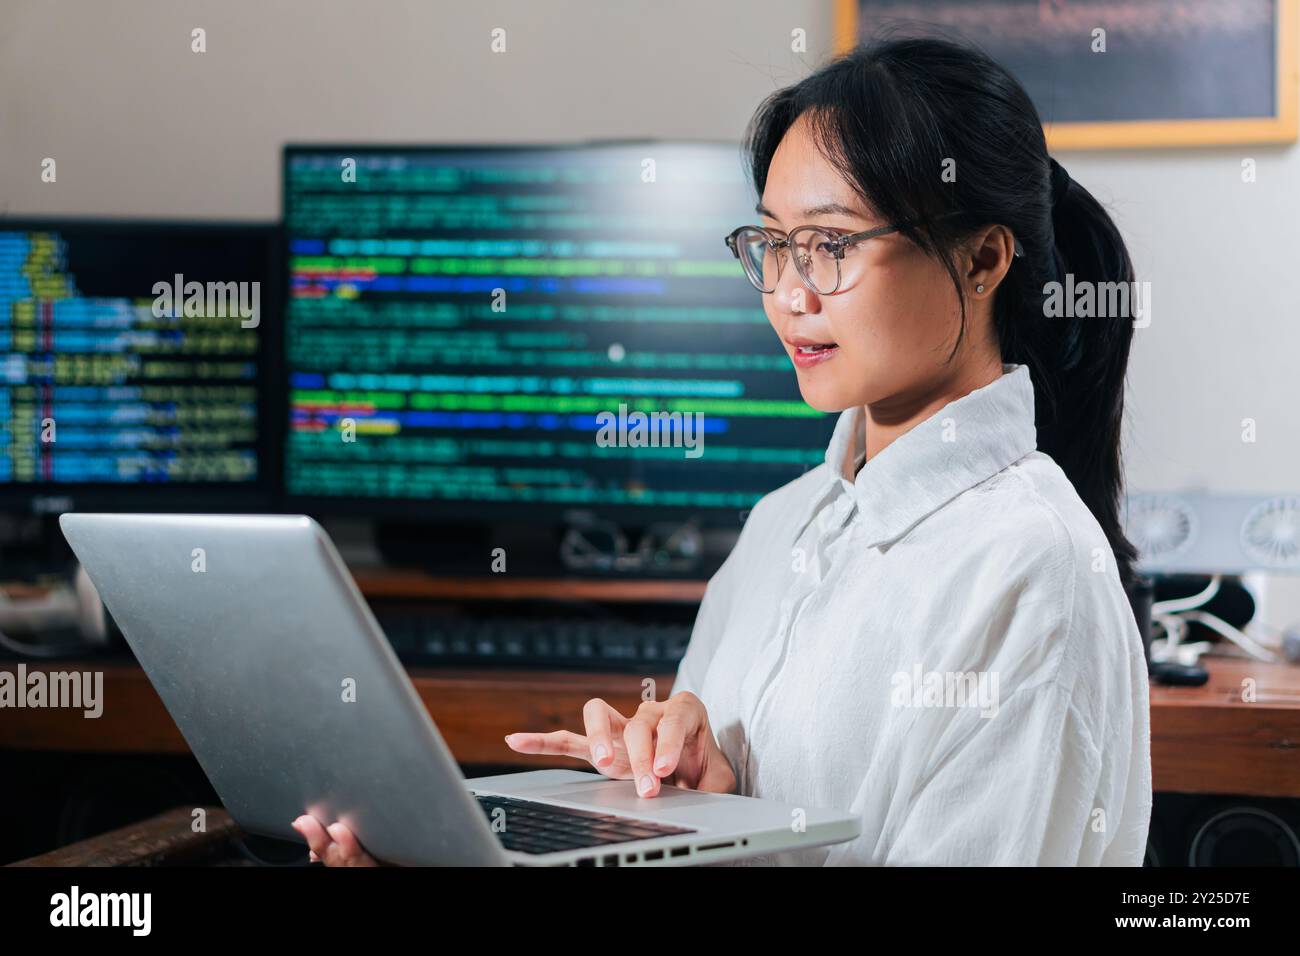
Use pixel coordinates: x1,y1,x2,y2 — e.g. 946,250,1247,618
966,225,1017,297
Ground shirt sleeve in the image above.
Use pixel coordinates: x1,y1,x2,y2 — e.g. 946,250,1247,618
824,503,1146,867
843,679,1106,866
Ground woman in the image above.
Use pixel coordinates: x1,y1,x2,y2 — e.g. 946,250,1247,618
295,36,1152,866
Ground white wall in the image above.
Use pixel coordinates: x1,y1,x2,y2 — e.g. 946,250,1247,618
1,0,827,216
3,0,1299,498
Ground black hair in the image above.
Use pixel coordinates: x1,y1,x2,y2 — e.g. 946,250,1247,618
743,35,1138,586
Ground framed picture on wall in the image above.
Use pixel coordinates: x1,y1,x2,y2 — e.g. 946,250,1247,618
833,0,1299,149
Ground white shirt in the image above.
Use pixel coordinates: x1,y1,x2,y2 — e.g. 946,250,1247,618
674,364,1152,866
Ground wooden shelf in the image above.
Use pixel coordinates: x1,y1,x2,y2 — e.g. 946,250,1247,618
351,570,708,604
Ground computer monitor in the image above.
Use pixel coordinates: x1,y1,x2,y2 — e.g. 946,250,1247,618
0,220,278,513
281,142,834,536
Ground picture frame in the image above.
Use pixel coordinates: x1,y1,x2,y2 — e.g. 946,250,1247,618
833,0,1299,149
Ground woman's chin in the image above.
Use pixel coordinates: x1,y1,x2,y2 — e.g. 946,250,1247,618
794,377,855,415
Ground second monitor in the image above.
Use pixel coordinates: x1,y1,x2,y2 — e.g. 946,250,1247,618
0,220,278,515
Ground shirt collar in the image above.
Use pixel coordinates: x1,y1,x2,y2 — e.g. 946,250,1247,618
791,363,1038,548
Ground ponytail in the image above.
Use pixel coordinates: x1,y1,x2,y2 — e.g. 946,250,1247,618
743,34,1139,585
1012,164,1138,586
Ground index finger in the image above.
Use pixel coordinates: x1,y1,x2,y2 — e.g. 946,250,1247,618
504,730,589,759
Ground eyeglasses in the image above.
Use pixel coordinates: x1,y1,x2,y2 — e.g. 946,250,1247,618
724,223,901,295
725,220,1025,295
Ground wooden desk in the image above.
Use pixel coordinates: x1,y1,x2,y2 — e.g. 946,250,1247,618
0,574,690,769
1148,656,1300,798
0,662,669,769
8,806,241,867
3,656,1299,797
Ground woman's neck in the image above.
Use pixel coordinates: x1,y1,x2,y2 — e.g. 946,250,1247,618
856,358,1005,473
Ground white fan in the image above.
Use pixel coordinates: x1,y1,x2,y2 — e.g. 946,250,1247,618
1126,494,1197,564
1125,490,1295,666
1240,496,1300,569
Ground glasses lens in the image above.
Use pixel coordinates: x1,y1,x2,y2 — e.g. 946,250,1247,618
790,227,842,294
732,227,778,292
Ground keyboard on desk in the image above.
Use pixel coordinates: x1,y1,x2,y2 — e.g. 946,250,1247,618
379,613,691,671
474,794,695,855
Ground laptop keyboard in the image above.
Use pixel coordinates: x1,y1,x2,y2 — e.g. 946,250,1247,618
475,794,696,855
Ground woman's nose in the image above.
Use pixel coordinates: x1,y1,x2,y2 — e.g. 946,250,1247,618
771,267,821,316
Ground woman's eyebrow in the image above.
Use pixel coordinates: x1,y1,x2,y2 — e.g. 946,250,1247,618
802,201,862,218
754,200,863,220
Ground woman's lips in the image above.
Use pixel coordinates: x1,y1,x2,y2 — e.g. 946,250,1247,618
789,341,839,368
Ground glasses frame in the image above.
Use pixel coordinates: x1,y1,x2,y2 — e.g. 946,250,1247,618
724,223,902,295
724,219,1025,295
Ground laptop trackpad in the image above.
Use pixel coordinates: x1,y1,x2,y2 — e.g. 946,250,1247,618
529,779,723,814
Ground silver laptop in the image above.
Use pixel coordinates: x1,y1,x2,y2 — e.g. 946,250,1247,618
60,513,860,867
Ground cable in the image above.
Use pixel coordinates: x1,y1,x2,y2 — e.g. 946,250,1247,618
1182,610,1278,663
1152,574,1221,615
1149,574,1278,664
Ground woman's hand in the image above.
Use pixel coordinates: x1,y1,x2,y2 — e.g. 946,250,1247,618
290,691,734,865
291,815,380,866
505,691,736,798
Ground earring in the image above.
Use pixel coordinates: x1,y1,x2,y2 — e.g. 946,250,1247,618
975,283,985,293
